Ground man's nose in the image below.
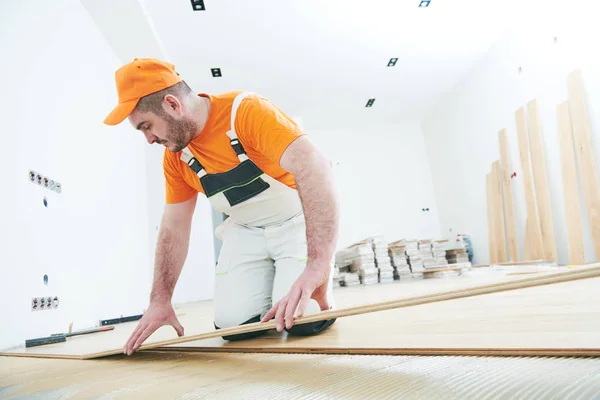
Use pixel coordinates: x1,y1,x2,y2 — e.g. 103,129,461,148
144,132,157,144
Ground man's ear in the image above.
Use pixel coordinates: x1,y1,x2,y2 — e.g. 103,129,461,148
162,94,183,117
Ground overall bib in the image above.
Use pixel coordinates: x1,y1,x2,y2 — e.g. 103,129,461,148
180,92,336,340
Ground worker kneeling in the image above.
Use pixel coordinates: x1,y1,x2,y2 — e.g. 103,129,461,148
102,58,339,355
213,213,337,341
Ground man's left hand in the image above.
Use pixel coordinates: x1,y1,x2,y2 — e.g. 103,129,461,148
261,263,331,331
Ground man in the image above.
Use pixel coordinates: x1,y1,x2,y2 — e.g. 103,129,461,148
103,58,339,356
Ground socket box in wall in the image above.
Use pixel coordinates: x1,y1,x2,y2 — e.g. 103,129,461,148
31,296,59,311
28,170,62,193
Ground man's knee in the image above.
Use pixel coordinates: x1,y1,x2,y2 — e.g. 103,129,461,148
285,317,337,337
214,314,271,341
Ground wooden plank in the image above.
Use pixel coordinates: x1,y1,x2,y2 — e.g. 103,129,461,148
498,129,519,261
161,275,600,357
527,99,558,262
492,161,507,262
557,100,586,265
515,106,545,260
524,218,532,260
486,172,496,263
567,70,600,260
2,263,600,359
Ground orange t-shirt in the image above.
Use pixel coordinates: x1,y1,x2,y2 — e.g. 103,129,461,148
163,91,305,204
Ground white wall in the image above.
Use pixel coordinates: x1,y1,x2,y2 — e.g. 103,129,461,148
0,0,213,351
309,122,441,249
0,0,151,350
421,7,600,265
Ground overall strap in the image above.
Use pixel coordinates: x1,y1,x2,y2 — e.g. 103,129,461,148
180,147,206,178
226,92,255,163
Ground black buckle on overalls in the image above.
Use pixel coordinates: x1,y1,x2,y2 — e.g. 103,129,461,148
187,157,204,174
230,139,245,156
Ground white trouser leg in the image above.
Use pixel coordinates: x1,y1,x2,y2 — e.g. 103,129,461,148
213,221,274,329
267,213,336,315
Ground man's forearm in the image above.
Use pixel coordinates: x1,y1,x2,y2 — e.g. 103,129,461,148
294,150,340,269
149,222,191,304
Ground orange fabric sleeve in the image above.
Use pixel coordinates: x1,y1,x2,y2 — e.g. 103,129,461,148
163,152,197,204
235,95,306,164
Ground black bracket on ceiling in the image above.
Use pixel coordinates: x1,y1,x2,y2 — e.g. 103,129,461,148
366,98,376,107
388,58,398,67
211,68,222,77
191,0,206,11
419,0,431,7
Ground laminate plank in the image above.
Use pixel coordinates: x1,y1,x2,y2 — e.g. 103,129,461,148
487,172,497,263
162,275,600,357
498,129,519,261
567,70,600,260
557,100,586,265
515,106,545,260
527,99,557,261
492,161,508,263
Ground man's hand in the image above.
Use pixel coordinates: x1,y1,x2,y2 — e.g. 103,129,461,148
261,263,331,331
124,301,184,355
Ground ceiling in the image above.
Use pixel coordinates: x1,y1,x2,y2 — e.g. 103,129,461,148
83,0,521,131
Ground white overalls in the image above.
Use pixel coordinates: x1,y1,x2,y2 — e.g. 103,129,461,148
180,92,336,340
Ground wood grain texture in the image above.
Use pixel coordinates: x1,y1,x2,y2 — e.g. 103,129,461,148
163,274,600,357
492,161,508,263
527,99,558,262
568,70,600,260
2,264,600,360
515,106,545,260
557,101,586,265
498,129,519,261
4,351,600,399
486,172,496,263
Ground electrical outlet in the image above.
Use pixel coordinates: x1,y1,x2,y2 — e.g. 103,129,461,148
31,296,59,311
28,170,62,194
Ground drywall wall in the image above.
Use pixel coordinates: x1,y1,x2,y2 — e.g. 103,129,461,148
0,0,211,351
0,0,150,350
421,10,600,265
308,122,441,249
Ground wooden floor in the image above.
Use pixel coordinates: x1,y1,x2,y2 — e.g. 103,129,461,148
2,351,600,399
3,264,600,359
3,263,600,398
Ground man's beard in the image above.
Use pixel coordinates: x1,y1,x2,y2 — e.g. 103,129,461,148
164,115,199,152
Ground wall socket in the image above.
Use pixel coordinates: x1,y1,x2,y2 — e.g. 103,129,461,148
28,170,61,194
31,296,59,311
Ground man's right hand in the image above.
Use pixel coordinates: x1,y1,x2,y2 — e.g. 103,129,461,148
123,301,184,355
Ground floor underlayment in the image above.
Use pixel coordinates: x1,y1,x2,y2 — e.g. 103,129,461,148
2,351,600,399
2,263,600,359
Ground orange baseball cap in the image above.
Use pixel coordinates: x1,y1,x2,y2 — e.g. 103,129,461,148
104,57,183,125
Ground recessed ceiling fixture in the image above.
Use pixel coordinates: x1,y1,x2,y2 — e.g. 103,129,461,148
419,0,431,7
388,58,398,67
366,98,375,107
191,0,206,11
211,68,222,77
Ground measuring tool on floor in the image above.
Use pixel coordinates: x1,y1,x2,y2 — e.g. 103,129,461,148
25,326,115,348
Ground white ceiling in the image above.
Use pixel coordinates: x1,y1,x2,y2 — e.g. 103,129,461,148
83,0,521,131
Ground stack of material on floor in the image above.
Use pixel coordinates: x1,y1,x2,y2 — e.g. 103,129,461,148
368,236,395,284
335,241,378,285
446,247,470,264
419,239,437,269
433,240,449,266
339,270,361,286
405,239,425,274
388,240,412,280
